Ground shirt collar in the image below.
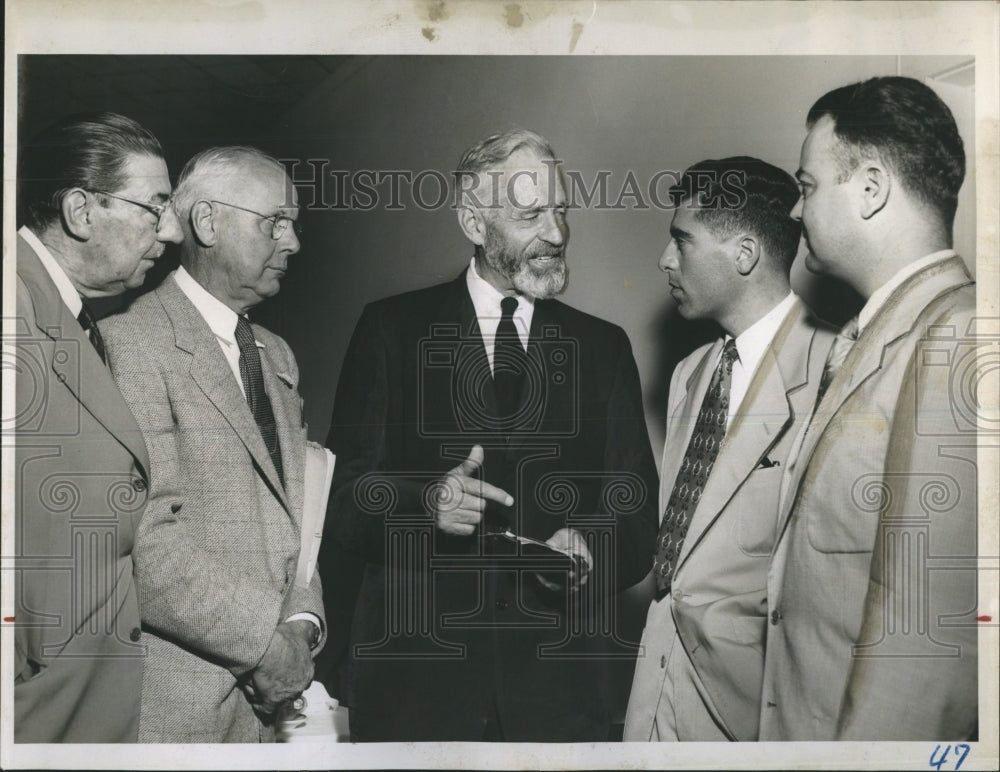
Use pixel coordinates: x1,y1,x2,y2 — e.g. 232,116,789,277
858,250,956,332
19,226,83,317
466,257,534,313
173,265,247,347
727,291,798,374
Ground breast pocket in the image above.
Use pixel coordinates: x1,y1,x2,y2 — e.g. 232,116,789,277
735,466,783,556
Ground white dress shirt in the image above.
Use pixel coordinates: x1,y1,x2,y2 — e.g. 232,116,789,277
20,226,83,317
723,292,798,428
857,250,956,333
173,266,265,399
173,266,320,638
466,257,533,372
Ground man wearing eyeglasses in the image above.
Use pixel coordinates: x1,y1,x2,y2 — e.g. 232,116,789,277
12,111,183,742
100,146,324,742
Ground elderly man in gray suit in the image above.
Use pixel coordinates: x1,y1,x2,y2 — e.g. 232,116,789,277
101,146,324,742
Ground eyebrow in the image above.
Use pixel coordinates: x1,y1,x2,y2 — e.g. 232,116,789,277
670,225,692,240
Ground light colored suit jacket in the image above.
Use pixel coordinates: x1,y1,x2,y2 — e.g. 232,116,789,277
13,236,150,742
625,300,834,741
760,256,978,740
100,272,325,742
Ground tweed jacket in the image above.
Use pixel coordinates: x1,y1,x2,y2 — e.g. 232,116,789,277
101,271,325,742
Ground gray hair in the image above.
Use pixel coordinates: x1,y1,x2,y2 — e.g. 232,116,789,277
454,128,558,208
172,145,286,219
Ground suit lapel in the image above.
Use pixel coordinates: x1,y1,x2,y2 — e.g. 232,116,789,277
790,256,973,486
17,237,151,484
675,301,811,570
157,276,290,512
261,341,302,522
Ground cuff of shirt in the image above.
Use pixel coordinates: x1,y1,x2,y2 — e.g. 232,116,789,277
285,612,323,650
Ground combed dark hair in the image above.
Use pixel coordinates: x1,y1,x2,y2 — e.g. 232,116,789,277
18,111,165,232
807,76,965,227
454,128,557,205
670,156,801,271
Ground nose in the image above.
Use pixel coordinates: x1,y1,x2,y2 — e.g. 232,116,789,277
279,224,301,255
540,208,566,247
659,239,678,272
790,194,803,221
156,206,184,244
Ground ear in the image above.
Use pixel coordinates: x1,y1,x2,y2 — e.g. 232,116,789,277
457,205,487,246
60,189,94,240
734,234,761,276
858,162,889,219
189,200,218,247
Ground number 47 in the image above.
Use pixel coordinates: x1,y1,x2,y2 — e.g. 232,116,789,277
930,744,971,771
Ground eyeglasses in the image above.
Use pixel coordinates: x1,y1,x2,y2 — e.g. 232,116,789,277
207,199,302,241
90,189,173,224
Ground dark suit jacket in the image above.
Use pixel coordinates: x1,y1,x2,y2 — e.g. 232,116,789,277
13,235,150,742
320,270,658,741
101,273,326,742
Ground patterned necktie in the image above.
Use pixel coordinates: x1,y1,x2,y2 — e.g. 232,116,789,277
234,316,284,488
493,296,528,417
815,315,859,406
653,338,739,594
76,300,107,364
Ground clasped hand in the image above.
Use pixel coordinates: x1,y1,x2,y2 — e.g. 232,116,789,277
244,619,314,715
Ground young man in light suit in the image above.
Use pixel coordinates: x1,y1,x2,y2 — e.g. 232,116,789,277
101,147,325,742
12,112,183,741
760,76,978,740
624,157,836,741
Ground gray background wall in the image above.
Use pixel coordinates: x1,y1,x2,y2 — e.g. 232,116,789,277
251,55,975,452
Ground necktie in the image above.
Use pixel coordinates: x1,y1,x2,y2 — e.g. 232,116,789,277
653,338,738,595
77,300,106,364
493,296,528,417
234,317,284,488
815,315,860,406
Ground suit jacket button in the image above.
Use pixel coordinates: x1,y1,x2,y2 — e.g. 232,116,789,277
129,627,142,642
659,655,666,669
132,478,147,493
770,609,782,625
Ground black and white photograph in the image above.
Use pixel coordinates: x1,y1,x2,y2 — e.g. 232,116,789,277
2,1,997,769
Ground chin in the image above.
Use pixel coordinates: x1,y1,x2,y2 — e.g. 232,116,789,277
514,263,567,300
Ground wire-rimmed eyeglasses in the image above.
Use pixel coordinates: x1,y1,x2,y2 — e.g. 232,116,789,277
207,199,303,241
90,189,173,224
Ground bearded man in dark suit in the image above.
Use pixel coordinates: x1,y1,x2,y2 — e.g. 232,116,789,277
323,129,659,742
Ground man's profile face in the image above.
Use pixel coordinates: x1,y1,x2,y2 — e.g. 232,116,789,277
209,161,301,313
792,115,856,277
477,148,569,300
658,203,737,322
90,153,182,294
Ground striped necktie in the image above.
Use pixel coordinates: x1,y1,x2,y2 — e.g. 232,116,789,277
234,317,284,488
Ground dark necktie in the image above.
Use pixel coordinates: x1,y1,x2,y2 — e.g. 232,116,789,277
77,300,106,364
815,315,860,406
234,317,284,488
653,338,738,594
493,296,528,417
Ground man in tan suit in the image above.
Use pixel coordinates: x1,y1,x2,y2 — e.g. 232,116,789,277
12,112,183,742
101,146,325,742
624,157,835,741
760,77,978,740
